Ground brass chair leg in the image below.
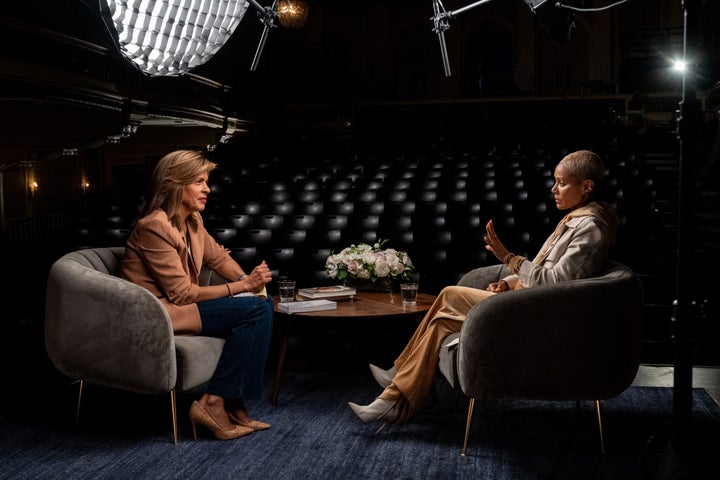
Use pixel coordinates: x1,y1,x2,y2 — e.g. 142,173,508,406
595,400,606,454
170,389,178,445
461,398,475,457
75,380,84,427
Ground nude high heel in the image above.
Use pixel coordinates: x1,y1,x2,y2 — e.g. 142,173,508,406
189,401,254,440
368,364,397,389
228,412,271,431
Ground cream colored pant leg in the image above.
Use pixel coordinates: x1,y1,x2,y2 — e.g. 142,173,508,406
379,285,494,420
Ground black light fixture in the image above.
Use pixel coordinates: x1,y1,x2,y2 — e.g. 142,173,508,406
247,0,309,71
431,0,628,77
523,0,576,43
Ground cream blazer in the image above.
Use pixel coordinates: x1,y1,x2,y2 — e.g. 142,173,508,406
504,214,616,289
121,209,243,335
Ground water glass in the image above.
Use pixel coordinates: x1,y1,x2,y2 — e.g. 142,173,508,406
278,280,296,303
400,282,418,305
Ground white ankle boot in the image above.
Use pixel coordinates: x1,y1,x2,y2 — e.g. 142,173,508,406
368,364,397,389
348,398,399,424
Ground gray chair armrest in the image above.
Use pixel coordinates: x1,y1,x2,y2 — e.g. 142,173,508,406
458,265,643,401
437,264,512,389
45,252,177,394
456,264,511,290
198,267,230,286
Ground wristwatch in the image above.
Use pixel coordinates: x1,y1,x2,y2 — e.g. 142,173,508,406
238,274,246,280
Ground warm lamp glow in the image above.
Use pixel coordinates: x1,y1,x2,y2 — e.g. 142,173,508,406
276,0,308,29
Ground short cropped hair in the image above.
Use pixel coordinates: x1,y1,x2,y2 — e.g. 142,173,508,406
559,150,605,186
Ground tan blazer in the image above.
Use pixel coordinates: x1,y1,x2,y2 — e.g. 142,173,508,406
121,209,243,335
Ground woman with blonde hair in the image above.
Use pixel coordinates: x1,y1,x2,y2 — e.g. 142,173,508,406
122,150,274,440
349,150,619,426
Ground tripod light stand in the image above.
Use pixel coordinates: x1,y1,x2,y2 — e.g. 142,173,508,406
247,0,308,71
430,0,577,77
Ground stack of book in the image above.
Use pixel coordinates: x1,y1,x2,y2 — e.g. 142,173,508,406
296,285,357,301
277,299,337,314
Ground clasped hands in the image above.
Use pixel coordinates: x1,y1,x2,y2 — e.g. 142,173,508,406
483,219,511,293
241,260,273,294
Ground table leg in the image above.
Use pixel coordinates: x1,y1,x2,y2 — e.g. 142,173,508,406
271,314,292,406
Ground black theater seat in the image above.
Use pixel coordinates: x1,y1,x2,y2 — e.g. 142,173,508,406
322,215,349,231
239,228,273,246
268,202,295,215
325,200,355,215
225,214,252,229
210,227,238,246
296,201,324,216
254,214,285,231
230,246,258,266
286,214,316,230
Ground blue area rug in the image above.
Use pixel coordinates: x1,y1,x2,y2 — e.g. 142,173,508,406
1,373,718,479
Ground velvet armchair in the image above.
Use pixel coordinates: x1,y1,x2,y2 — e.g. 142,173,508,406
44,247,226,444
438,261,644,455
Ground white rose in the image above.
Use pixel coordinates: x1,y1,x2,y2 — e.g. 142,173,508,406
375,258,391,278
326,264,338,277
347,259,360,276
390,260,403,276
356,265,371,279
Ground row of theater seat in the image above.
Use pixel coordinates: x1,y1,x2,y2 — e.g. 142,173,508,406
71,146,675,295
58,125,720,363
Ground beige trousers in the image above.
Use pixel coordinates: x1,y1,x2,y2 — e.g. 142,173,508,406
379,285,495,423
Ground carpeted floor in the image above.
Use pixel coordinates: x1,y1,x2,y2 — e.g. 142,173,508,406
1,372,719,480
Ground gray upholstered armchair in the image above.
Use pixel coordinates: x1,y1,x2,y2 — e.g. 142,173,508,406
438,262,644,455
44,247,226,444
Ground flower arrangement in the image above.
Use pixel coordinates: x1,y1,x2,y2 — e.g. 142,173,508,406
325,239,414,284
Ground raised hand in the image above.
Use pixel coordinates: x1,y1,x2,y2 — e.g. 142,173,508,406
483,220,512,264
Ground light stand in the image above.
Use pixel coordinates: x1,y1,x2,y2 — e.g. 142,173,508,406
653,2,701,477
431,0,580,77
674,0,700,454
248,0,279,71
431,0,496,77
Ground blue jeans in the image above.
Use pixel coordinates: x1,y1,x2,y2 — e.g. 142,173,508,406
197,295,275,400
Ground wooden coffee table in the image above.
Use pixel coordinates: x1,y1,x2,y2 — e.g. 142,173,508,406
271,291,437,405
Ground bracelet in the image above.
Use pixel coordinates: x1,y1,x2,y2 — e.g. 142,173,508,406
225,283,233,297
238,274,246,281
507,256,526,274
502,252,514,264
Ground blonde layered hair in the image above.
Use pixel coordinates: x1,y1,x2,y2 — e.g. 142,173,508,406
139,150,217,230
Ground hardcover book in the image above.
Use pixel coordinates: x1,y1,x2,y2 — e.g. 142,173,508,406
297,285,356,300
277,299,337,314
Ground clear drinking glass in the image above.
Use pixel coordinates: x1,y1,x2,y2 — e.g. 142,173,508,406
400,282,418,305
278,280,296,303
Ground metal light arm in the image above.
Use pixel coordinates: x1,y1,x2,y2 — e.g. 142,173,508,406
431,0,496,77
248,0,278,71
